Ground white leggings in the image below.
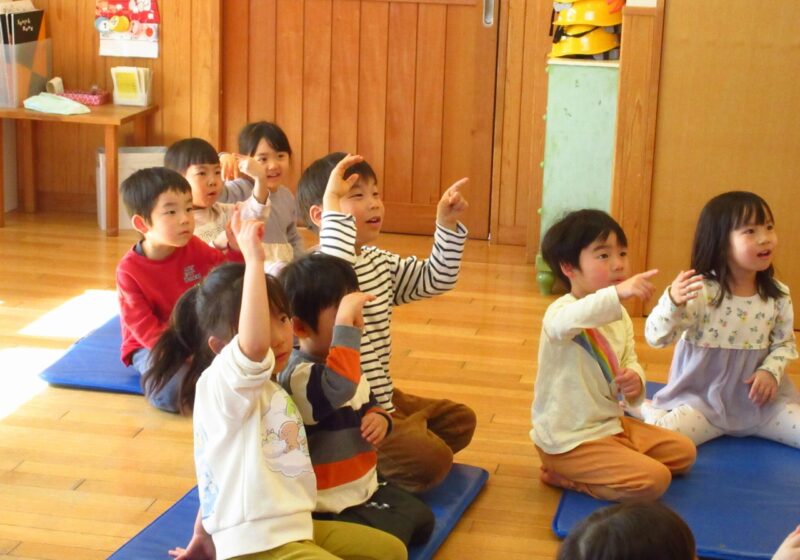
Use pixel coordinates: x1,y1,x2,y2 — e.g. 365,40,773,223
642,401,800,448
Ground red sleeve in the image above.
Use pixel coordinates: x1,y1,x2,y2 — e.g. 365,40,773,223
117,265,167,353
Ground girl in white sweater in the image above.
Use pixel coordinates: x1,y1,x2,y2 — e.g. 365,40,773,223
166,214,405,560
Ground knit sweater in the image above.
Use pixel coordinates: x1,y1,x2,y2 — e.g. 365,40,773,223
278,325,391,513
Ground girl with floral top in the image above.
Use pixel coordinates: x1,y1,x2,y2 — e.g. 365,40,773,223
640,191,799,447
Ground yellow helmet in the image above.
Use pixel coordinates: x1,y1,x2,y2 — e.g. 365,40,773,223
555,0,622,27
550,27,619,58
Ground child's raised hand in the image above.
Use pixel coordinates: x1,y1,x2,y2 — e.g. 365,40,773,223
745,369,778,406
219,152,240,181
323,154,364,211
230,208,265,263
615,269,658,302
774,525,800,560
237,155,267,182
335,291,376,329
361,412,389,446
669,269,704,306
436,178,469,231
615,367,643,400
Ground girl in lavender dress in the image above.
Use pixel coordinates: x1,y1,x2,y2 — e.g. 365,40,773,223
641,191,800,447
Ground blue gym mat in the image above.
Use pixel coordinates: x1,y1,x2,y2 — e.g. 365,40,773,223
553,383,800,559
109,463,488,560
38,315,143,394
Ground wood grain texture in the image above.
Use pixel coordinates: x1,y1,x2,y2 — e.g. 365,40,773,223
610,2,664,317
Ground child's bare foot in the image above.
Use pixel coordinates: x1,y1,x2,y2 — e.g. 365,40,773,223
540,467,576,491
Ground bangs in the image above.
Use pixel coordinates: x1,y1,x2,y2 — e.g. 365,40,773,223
733,199,773,229
266,275,291,316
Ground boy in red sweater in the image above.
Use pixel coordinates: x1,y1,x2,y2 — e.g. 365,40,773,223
116,167,242,412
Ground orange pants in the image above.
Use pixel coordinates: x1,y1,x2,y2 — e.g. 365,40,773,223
536,416,696,502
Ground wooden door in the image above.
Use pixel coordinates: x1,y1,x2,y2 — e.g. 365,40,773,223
645,0,800,324
221,0,498,238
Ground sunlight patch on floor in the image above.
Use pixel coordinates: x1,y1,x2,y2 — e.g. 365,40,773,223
19,290,118,339
0,347,62,419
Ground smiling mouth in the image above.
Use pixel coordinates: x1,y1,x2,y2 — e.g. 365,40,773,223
366,217,381,225
757,250,771,257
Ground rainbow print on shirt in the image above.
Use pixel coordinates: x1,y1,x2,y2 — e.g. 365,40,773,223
572,328,619,385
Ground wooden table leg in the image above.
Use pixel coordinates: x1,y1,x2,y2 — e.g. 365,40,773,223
133,115,148,146
105,124,119,236
0,119,4,228
19,119,35,213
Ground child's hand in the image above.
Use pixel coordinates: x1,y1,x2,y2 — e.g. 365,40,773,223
615,367,643,400
615,269,658,301
168,532,215,560
237,155,267,182
436,178,469,231
219,152,239,181
335,292,376,328
745,369,778,406
774,525,800,560
230,208,265,263
669,269,704,306
323,154,364,212
361,412,389,446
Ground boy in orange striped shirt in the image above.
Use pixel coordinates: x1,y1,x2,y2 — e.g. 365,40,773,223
278,253,434,548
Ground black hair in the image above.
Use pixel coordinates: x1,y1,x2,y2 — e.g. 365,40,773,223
556,502,696,560
143,263,290,415
691,191,784,305
296,151,378,232
238,121,293,158
164,138,220,175
540,209,627,289
279,252,359,332
120,167,191,223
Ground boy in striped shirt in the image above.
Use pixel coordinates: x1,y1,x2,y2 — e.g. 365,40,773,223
296,152,477,493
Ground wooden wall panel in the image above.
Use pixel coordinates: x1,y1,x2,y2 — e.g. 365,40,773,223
248,0,277,126
384,3,417,204
329,0,361,153
221,1,249,152
30,0,221,212
357,2,390,187
411,5,446,205
275,1,305,185
302,0,332,169
493,0,552,250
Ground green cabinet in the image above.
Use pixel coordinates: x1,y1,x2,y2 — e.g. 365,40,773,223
536,60,619,294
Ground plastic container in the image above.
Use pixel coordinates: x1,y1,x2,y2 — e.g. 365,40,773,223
96,146,166,230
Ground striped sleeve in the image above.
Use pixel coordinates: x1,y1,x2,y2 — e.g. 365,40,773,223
319,211,358,264
391,221,468,306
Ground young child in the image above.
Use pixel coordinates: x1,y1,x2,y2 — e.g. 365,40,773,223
775,526,800,560
641,191,800,447
116,167,242,413
532,209,696,501
556,502,697,560
220,121,304,267
296,152,477,493
168,218,406,560
278,253,435,547
164,137,269,250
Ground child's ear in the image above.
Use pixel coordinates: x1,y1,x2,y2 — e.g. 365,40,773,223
131,214,150,235
560,262,576,280
292,317,311,338
207,335,226,355
308,204,323,229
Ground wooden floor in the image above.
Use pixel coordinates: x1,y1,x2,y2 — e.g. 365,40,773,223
0,212,797,560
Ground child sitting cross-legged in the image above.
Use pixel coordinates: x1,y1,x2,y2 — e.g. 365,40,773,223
278,252,435,548
532,209,696,501
296,152,477,493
